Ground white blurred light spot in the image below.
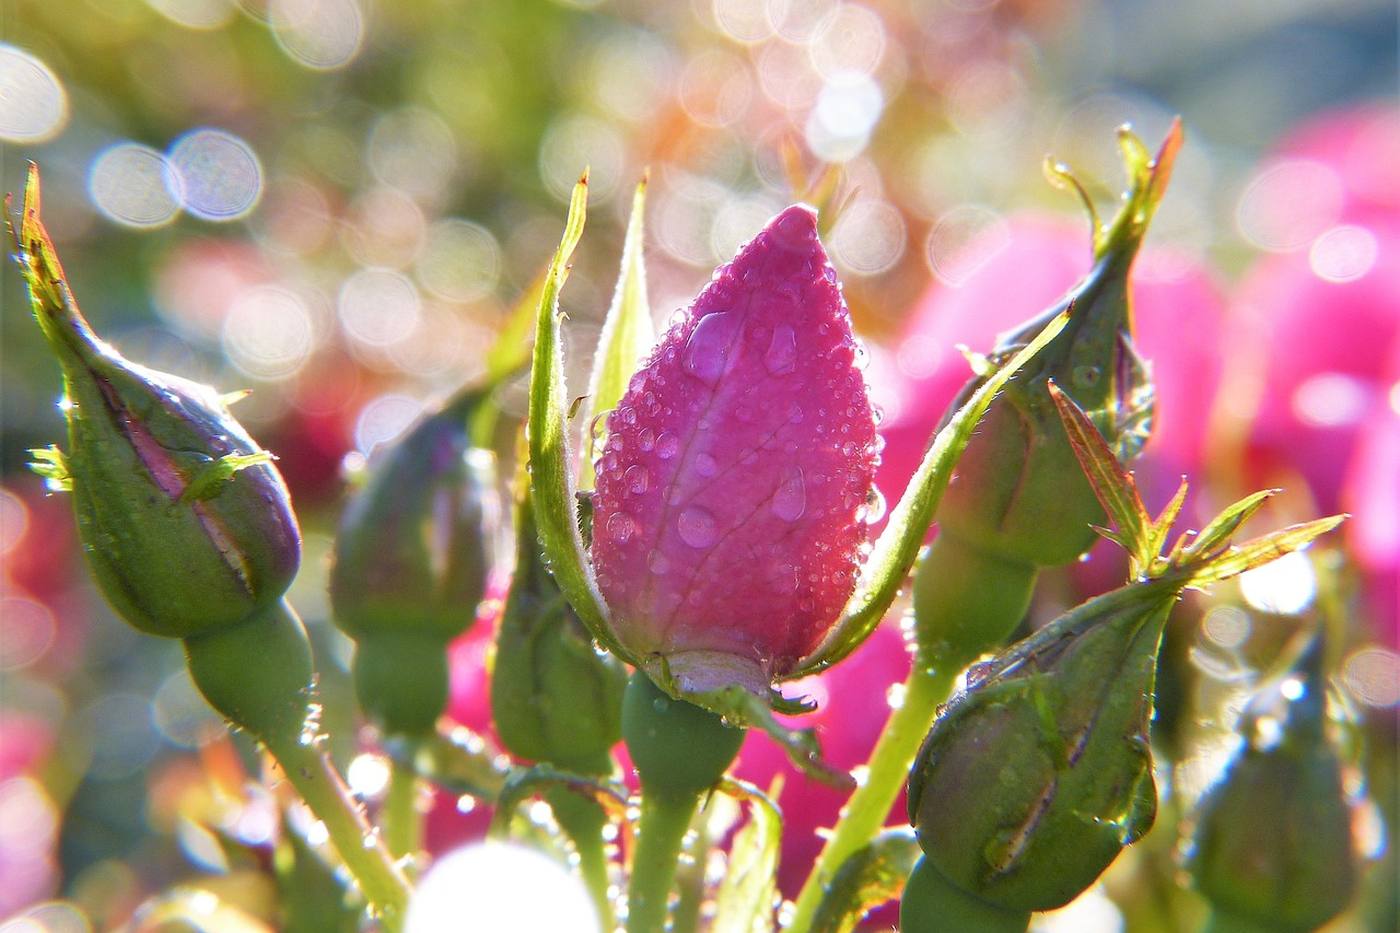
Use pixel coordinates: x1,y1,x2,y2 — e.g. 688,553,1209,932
1278,676,1305,701
1201,606,1251,649
678,50,752,128
0,597,54,670
416,219,501,303
925,205,1010,286
1292,371,1370,428
223,285,315,380
712,0,773,43
0,44,67,143
144,0,236,29
1033,885,1123,933
895,333,944,380
539,114,623,203
806,73,883,163
808,4,885,79
356,393,423,456
89,143,181,229
830,198,904,275
0,487,29,557
346,754,392,799
367,107,457,202
711,195,782,263
304,819,330,846
167,128,263,221
406,842,597,933
1236,159,1342,253
339,268,421,348
766,0,837,42
1239,550,1316,616
1309,224,1378,283
1342,647,1400,708
269,0,365,71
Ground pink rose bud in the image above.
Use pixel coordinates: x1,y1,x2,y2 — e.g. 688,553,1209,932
590,205,879,693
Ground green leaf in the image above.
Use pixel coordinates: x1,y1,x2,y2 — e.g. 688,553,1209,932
1146,476,1190,563
27,444,71,492
1180,488,1279,563
790,309,1070,677
180,451,275,502
525,173,635,665
581,176,654,489
809,828,921,933
1048,380,1151,569
1175,516,1346,588
486,269,548,384
713,778,783,933
486,764,629,840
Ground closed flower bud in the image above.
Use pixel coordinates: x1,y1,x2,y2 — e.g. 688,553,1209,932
907,590,1171,913
492,490,627,773
1187,635,1358,932
589,205,879,694
17,170,299,639
330,388,499,735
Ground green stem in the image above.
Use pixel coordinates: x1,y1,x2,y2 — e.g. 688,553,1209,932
264,733,411,930
548,786,617,932
1201,909,1281,933
383,760,423,865
670,803,716,933
627,791,699,933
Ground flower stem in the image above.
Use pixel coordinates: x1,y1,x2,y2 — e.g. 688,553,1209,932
626,790,698,933
548,786,617,931
264,732,412,930
383,760,424,865
785,650,962,931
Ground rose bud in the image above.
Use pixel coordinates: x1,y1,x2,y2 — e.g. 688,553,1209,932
16,167,299,640
492,487,627,774
330,386,498,735
910,124,1179,659
1187,634,1359,932
589,204,879,695
906,588,1172,915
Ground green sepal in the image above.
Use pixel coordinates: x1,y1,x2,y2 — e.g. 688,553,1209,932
180,451,275,503
525,171,635,665
791,309,1070,677
486,763,629,840
712,778,782,933
28,444,71,491
621,670,744,799
810,827,921,933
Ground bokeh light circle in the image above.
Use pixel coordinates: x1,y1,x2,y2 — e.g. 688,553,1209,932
269,0,366,71
222,285,317,380
167,128,264,221
88,142,182,229
0,44,68,143
143,0,237,30
406,842,597,933
925,205,1010,286
338,268,421,348
831,199,905,275
416,218,501,303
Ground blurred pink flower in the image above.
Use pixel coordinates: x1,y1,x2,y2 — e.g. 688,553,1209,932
878,213,1226,512
591,205,879,691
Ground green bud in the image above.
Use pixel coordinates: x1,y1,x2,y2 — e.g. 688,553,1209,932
934,125,1177,568
900,856,1029,933
908,587,1171,913
621,671,743,799
1188,635,1358,932
329,385,498,735
492,490,627,773
16,167,300,639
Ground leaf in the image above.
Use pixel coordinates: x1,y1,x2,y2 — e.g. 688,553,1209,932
1048,380,1151,568
809,828,921,933
28,444,71,491
713,779,782,933
1175,515,1346,588
1180,488,1279,563
486,268,548,384
582,176,654,489
792,308,1070,677
1146,476,1190,563
525,173,635,664
486,764,629,840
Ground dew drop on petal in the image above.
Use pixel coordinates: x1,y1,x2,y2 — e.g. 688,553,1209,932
764,323,797,375
638,427,656,452
656,432,679,459
607,512,638,544
695,452,718,477
683,311,740,385
624,464,649,494
770,467,806,522
648,550,670,575
677,507,719,548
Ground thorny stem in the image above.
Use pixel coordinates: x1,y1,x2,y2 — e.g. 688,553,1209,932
383,761,424,866
264,732,412,930
627,790,699,933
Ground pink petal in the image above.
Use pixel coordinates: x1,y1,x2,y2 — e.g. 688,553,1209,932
591,205,878,680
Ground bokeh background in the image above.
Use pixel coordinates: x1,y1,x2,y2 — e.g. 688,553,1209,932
1,0,1396,930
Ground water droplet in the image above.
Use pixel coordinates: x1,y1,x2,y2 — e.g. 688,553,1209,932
677,507,719,548
657,432,679,459
607,512,638,543
648,550,670,574
624,464,649,494
638,427,656,452
853,341,870,370
788,403,804,424
859,487,887,525
683,311,741,385
764,323,797,375
822,265,838,284
770,467,806,522
695,453,718,477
